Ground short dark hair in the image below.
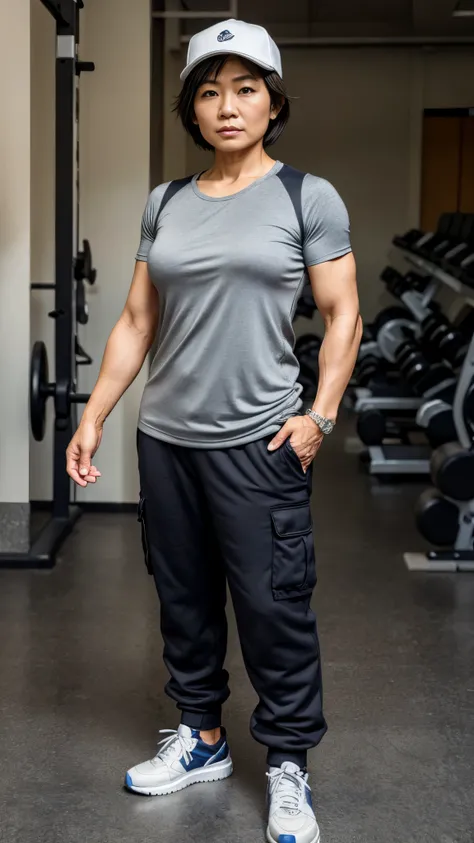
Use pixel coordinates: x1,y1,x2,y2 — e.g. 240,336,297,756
173,55,290,151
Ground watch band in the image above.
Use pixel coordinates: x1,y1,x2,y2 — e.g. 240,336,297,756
305,409,336,435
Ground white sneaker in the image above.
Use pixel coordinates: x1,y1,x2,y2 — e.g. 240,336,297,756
266,761,320,843
125,724,233,796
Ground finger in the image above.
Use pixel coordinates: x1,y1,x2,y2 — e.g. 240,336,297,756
66,457,86,487
79,454,93,476
68,468,88,487
267,425,293,451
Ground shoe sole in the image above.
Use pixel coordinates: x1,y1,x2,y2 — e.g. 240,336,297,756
266,825,320,843
125,756,233,796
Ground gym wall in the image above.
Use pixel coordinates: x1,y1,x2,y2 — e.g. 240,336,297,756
0,0,31,547
30,0,55,503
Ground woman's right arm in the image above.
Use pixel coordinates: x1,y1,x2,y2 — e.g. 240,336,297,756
66,260,159,487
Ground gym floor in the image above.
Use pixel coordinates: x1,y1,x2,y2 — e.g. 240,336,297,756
1,415,474,843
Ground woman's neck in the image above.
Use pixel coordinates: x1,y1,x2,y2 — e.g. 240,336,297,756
201,147,276,184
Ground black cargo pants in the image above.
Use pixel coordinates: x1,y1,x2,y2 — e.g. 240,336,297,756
137,426,327,769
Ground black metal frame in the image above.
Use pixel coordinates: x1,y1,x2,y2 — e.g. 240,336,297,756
0,0,87,570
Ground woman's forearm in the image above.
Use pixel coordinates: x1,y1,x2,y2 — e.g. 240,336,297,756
312,313,363,420
82,316,155,427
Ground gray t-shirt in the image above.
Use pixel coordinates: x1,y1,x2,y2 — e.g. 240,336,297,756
136,160,351,448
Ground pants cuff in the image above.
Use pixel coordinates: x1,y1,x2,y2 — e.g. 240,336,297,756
180,709,222,731
267,749,308,770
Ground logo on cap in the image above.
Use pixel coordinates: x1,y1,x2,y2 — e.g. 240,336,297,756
217,29,234,42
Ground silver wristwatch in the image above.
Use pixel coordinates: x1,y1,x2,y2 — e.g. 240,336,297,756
305,409,336,435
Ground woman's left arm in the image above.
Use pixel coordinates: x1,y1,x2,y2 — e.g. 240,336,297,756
307,251,362,422
268,251,363,468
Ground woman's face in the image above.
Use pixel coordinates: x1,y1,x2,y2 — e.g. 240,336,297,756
193,57,280,152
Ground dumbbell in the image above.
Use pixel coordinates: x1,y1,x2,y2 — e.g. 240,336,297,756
381,267,408,298
431,442,474,501
371,306,414,337
356,409,414,446
430,326,467,368
415,488,459,547
356,355,390,387
356,409,387,445
424,406,457,449
394,338,424,373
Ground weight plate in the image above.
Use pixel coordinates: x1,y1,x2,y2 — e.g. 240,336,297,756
30,341,49,442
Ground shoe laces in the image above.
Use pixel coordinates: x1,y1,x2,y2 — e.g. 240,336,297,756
266,767,307,814
155,729,195,767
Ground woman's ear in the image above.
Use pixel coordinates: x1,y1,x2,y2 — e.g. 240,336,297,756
270,96,283,120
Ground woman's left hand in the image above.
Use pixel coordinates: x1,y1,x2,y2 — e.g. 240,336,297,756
267,414,325,473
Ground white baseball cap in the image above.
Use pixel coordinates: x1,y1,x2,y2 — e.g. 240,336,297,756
180,19,282,82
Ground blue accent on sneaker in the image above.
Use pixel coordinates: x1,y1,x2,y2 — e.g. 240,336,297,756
278,836,296,843
180,735,228,772
306,787,313,809
207,741,229,766
125,773,133,788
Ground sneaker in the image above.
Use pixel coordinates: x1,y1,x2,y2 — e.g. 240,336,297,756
266,761,320,843
125,724,233,796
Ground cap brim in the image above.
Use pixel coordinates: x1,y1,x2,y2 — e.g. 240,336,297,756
180,49,277,82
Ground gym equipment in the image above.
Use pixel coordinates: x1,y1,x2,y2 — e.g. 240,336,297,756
75,239,97,286
415,489,460,547
405,332,474,572
430,442,474,501
294,333,322,401
0,0,95,570
30,341,90,443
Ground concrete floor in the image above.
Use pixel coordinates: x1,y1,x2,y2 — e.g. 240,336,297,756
1,420,474,843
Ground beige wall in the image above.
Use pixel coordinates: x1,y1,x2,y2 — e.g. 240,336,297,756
185,48,474,321
77,0,151,504
0,0,31,504
30,0,55,501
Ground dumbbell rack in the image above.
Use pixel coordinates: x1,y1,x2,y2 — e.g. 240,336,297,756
401,266,474,570
354,280,444,475
400,249,474,308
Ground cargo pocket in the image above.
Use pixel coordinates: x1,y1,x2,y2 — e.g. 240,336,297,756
137,494,153,575
270,501,316,600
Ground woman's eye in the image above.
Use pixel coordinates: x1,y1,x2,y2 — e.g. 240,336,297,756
202,90,217,97
240,87,255,94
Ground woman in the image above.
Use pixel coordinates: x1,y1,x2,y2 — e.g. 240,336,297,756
67,17,362,843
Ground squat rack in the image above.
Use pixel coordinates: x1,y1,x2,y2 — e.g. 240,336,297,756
0,0,94,569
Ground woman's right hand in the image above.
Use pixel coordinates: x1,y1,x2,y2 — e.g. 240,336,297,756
66,420,103,487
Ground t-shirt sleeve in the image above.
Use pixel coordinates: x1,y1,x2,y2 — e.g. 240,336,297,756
302,175,352,267
135,183,169,261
